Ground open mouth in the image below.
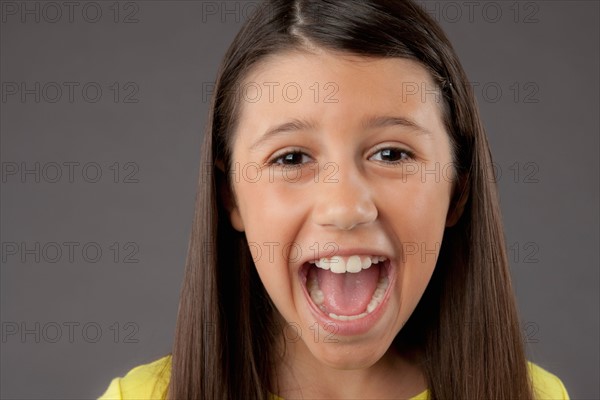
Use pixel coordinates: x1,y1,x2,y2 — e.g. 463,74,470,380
299,255,394,324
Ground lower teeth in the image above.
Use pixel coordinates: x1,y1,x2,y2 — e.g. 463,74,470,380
308,270,389,321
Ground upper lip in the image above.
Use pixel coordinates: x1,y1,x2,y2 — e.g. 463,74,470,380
300,247,392,265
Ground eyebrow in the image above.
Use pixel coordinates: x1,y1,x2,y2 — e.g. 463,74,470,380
249,118,317,151
249,115,431,151
360,115,432,136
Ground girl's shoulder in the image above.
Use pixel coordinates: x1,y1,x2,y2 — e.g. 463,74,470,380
98,355,171,400
407,362,569,400
98,356,569,400
527,361,570,400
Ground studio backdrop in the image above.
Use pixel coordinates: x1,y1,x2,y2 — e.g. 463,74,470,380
1,1,598,398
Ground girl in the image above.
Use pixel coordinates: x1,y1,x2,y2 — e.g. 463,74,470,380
100,0,570,398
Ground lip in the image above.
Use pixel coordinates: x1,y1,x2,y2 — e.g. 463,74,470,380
298,257,396,336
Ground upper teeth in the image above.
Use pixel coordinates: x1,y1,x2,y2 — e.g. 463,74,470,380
308,255,387,274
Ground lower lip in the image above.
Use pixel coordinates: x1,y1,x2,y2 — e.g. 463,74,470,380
298,259,396,337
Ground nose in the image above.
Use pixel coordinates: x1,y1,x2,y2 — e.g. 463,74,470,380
312,163,378,230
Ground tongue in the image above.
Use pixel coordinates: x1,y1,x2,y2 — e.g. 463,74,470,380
316,264,381,315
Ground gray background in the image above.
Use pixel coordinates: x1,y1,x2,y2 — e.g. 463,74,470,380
1,1,598,399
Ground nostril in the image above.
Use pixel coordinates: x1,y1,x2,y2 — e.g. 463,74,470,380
338,222,357,231
313,207,378,231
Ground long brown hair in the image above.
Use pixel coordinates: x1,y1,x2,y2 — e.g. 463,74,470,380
169,0,535,398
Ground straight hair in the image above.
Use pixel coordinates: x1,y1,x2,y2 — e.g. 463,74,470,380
169,1,535,398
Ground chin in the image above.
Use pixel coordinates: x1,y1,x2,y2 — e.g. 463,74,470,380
304,336,392,370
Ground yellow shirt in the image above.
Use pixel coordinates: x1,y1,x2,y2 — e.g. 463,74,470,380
98,355,570,400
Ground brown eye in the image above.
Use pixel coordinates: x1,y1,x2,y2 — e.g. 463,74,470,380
270,151,312,167
370,147,414,164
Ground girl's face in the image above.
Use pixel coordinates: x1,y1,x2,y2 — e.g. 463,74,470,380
226,50,456,369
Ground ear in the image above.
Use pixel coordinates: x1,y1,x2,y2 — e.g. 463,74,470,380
446,175,468,227
215,159,245,232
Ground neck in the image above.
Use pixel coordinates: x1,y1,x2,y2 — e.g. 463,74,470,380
273,335,427,399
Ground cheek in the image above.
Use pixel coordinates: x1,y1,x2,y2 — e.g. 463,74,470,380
378,177,451,297
236,179,310,237
379,175,452,233
233,181,308,302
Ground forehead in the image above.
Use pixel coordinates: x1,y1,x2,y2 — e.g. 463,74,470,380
233,50,446,144
247,50,436,84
